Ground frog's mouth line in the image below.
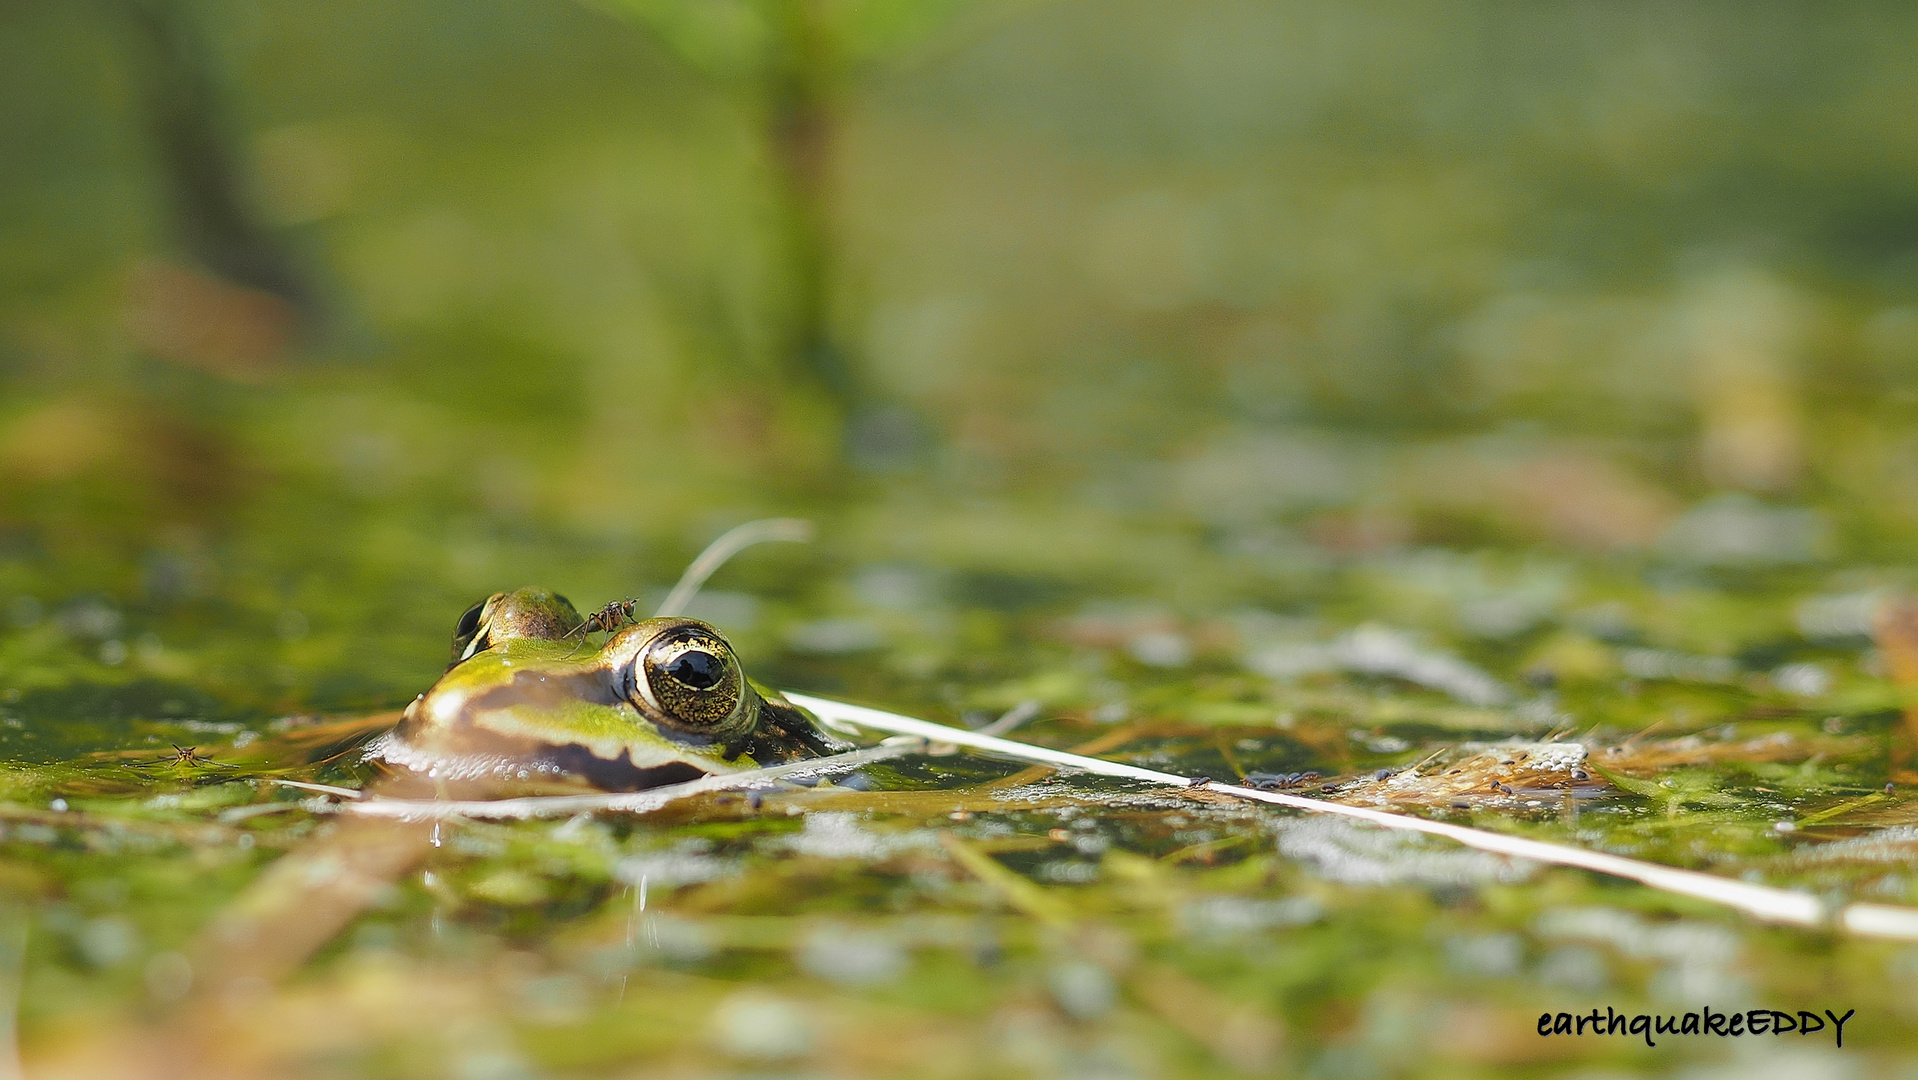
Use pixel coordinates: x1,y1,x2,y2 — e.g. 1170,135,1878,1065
363,732,715,791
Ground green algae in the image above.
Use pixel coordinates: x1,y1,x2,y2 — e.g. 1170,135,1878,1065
7,0,1918,1075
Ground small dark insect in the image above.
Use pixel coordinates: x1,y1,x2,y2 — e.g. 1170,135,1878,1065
568,598,642,637
1888,783,1897,795
1572,769,1590,781
1373,768,1395,781
1188,776,1214,787
1451,800,1471,809
747,791,764,810
123,744,237,770
1492,781,1514,795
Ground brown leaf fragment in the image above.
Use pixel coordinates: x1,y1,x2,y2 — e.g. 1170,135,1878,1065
124,259,298,381
1329,741,1591,809
1320,729,1864,812
190,815,435,993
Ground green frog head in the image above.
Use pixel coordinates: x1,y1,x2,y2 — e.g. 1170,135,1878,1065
376,587,847,791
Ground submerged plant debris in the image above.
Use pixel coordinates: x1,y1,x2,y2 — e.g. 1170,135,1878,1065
6,543,1918,1079
9,1,1918,1076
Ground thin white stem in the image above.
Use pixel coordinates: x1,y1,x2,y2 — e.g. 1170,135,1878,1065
655,518,814,618
1840,903,1918,939
976,699,1042,737
786,693,1915,934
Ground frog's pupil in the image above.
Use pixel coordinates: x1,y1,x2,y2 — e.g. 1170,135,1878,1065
664,650,724,690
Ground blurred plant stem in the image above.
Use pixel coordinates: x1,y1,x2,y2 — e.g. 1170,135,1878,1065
120,0,311,313
587,0,1014,467
767,1,855,409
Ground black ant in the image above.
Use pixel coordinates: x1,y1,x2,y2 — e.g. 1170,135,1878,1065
123,744,238,770
567,598,642,638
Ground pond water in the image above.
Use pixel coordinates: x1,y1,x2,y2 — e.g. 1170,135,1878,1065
5,1,1918,1076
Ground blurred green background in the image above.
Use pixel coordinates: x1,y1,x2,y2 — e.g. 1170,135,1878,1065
4,0,1918,712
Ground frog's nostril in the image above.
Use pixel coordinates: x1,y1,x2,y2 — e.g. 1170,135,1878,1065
664,650,724,690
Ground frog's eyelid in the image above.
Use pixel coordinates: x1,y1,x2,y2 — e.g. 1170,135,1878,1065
625,654,663,716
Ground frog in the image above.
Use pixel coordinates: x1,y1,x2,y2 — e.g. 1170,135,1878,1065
368,587,849,791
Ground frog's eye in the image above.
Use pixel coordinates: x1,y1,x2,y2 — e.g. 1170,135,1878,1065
455,600,486,641
631,627,745,730
451,594,501,664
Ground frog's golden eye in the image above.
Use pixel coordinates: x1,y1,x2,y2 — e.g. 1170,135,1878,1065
631,627,745,730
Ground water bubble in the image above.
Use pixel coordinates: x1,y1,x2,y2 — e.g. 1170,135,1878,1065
710,991,811,1060
1444,933,1523,977
78,917,139,968
1127,630,1192,668
1536,945,1609,991
1658,495,1829,566
56,598,122,639
1048,961,1116,1020
1772,662,1831,698
785,617,883,655
796,925,907,986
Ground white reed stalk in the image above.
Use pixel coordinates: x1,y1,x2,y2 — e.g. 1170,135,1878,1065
787,693,1865,931
1840,903,1918,939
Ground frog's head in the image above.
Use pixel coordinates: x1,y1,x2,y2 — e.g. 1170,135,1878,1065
378,588,847,791
449,587,583,665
